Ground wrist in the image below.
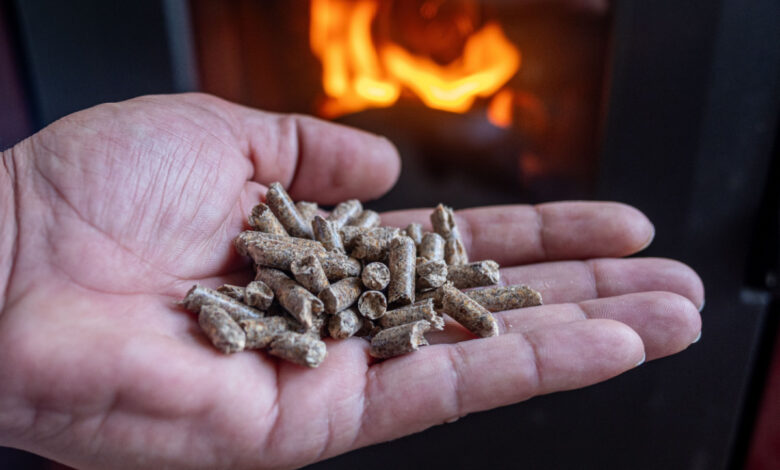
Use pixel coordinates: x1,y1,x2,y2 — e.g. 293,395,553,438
0,147,18,315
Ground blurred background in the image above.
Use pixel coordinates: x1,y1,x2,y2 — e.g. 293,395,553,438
1,0,779,468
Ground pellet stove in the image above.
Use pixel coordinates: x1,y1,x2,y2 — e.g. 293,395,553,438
1,0,779,469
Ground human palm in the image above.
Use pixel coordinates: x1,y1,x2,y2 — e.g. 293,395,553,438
0,94,702,469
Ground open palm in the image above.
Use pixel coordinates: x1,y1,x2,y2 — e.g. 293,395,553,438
0,94,702,469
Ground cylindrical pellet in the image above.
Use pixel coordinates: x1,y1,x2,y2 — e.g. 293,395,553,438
240,316,295,349
312,215,345,253
248,203,288,236
466,285,543,312
388,236,416,307
419,232,445,261
181,285,264,322
199,305,246,354
319,277,362,314
255,267,323,328
245,280,274,310
236,231,361,280
379,298,444,331
444,236,469,265
268,331,327,368
447,260,500,289
416,258,448,290
328,308,362,339
369,320,431,359
404,223,423,246
351,229,398,262
357,290,387,319
306,314,329,339
361,262,391,291
290,254,330,294
440,283,498,338
350,210,381,228
328,199,363,228
266,182,313,238
216,284,246,303
340,226,399,251
295,201,319,227
431,204,468,265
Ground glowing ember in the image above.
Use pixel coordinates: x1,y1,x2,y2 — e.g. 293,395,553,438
310,0,521,119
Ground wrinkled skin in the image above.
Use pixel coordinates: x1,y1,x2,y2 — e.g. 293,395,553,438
0,94,703,469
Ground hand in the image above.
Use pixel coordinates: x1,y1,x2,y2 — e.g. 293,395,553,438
0,94,702,469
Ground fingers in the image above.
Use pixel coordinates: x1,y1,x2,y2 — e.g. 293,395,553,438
381,202,654,265
500,257,705,308
357,319,643,447
235,107,401,204
429,291,701,361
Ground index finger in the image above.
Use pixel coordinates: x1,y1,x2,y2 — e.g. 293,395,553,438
380,202,654,265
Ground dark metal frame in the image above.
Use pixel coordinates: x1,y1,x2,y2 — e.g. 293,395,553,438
3,0,779,468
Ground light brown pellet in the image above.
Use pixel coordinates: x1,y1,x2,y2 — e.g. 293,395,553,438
404,223,423,246
216,284,245,303
416,258,448,290
181,285,264,322
244,280,274,310
328,199,363,228
419,232,445,261
255,267,323,328
447,260,501,289
369,320,431,359
266,182,313,239
350,210,381,228
340,226,399,251
465,285,543,312
240,316,295,349
295,201,319,227
248,203,288,236
440,283,498,338
379,298,444,331
319,277,363,314
312,215,345,253
328,308,362,339
306,314,330,339
268,331,327,368
444,237,469,265
290,254,330,295
199,305,246,354
361,261,391,291
388,236,416,307
357,290,388,319
351,229,398,262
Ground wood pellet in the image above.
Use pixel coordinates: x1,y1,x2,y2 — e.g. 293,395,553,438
178,182,542,367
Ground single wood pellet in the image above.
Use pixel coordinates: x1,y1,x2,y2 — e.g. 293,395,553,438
181,183,543,366
266,182,314,239
465,285,543,312
357,290,387,319
328,308,362,339
319,277,363,314
245,280,274,310
248,203,288,236
312,215,346,253
369,320,431,359
388,236,416,307
416,258,448,290
199,304,246,354
361,261,391,291
328,199,362,228
379,299,444,331
446,260,501,289
290,254,330,295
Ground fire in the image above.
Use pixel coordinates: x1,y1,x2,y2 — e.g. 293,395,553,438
310,0,521,118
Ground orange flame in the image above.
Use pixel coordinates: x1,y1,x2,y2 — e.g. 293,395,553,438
310,0,521,118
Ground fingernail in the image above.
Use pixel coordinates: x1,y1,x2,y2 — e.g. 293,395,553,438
635,352,646,367
691,331,702,343
639,224,656,251
698,299,705,312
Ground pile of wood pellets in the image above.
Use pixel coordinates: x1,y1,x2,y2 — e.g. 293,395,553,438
180,182,542,367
